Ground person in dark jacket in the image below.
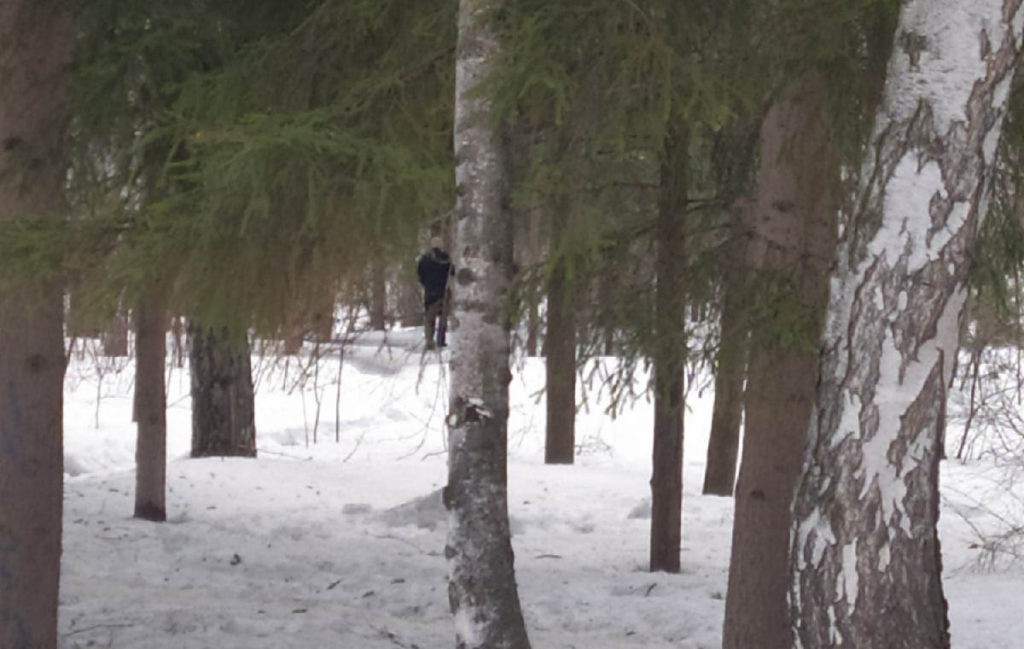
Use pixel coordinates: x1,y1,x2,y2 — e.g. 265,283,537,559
417,237,453,350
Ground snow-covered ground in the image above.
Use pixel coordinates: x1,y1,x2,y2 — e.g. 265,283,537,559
58,329,1023,649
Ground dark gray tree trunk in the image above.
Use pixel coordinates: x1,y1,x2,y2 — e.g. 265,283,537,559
649,122,688,574
66,289,101,339
134,293,167,521
102,303,130,357
311,297,334,343
282,324,303,355
369,260,387,331
0,5,70,648
399,259,424,328
444,0,531,647
723,73,837,649
525,298,539,357
702,203,751,497
597,272,618,356
544,261,575,464
189,324,256,458
790,3,1022,648
171,316,185,368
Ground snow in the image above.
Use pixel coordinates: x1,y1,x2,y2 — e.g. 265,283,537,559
889,2,993,130
840,541,858,609
56,330,1023,648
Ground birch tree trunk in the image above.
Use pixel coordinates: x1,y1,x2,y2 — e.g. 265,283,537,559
791,3,1023,648
0,5,70,648
444,0,531,647
134,293,167,521
649,122,689,573
723,73,837,649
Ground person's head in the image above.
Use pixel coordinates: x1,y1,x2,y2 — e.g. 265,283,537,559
429,236,443,250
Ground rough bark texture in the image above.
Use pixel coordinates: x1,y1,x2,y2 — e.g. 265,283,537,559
0,5,70,648
134,294,167,521
444,1,531,648
189,324,257,458
702,204,751,497
544,229,575,465
723,74,837,649
649,123,688,574
791,4,1023,648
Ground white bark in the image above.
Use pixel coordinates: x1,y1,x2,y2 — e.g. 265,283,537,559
445,1,531,648
790,2,1024,648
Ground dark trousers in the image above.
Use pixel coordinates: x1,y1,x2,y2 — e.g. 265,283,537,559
424,298,448,349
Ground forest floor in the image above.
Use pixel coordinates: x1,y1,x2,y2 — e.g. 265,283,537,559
59,328,1023,648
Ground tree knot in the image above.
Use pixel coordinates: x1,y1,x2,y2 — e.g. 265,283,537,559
448,396,492,427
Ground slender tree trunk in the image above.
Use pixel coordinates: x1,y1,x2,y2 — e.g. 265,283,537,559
282,324,303,355
544,261,575,464
597,271,618,356
171,316,185,368
702,203,752,496
722,73,837,649
369,260,387,331
524,206,543,357
791,4,1022,648
0,5,70,648
525,298,539,357
189,324,257,458
134,293,167,521
444,0,531,647
102,303,130,357
312,296,335,343
399,259,424,328
649,122,688,574
67,289,101,338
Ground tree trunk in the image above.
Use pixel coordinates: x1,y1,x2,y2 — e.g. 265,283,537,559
102,303,130,357
544,261,575,464
369,260,387,331
66,289,101,338
525,298,539,357
189,324,257,458
0,5,70,649
171,316,185,368
134,293,167,521
311,300,334,342
597,271,618,356
398,259,424,328
790,4,1022,648
282,324,303,354
649,122,688,574
722,73,837,649
702,203,751,497
444,0,531,647
524,205,543,358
